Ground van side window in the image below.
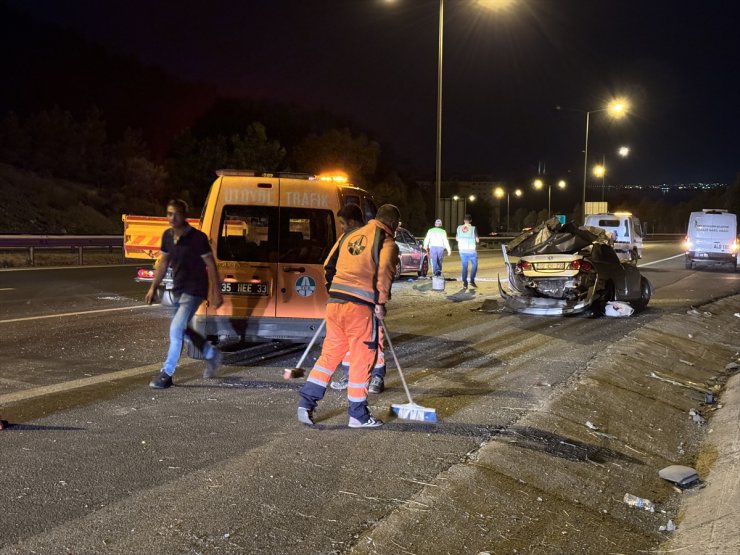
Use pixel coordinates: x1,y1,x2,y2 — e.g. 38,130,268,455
280,208,336,264
362,197,377,223
598,219,620,227
217,206,277,262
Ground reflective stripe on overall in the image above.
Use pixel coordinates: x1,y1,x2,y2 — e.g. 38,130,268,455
298,302,379,421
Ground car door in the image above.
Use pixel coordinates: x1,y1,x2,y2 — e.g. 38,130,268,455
395,229,415,272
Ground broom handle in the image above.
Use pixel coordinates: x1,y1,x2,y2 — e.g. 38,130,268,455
295,319,326,369
379,320,415,405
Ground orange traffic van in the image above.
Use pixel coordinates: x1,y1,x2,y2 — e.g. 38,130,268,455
126,170,377,355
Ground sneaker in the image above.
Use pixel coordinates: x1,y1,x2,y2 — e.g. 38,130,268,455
297,407,315,426
470,281,477,288
462,281,468,288
203,346,222,379
330,374,349,391
149,372,173,389
368,376,385,394
348,415,384,428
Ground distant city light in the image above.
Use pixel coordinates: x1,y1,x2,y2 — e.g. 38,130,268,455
618,146,630,157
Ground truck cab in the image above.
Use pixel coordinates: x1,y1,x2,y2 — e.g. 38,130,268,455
584,212,643,264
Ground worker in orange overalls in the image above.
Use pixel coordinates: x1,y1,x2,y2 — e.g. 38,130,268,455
298,204,400,428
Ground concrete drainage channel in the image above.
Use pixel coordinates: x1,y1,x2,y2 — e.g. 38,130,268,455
350,295,740,554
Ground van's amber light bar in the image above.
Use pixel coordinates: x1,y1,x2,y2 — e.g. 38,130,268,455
318,174,348,183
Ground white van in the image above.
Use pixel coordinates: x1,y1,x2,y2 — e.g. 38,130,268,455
684,209,738,271
584,212,643,264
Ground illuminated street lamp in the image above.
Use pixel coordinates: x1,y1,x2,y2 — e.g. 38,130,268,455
595,146,630,201
532,179,566,218
557,98,630,222
495,186,522,231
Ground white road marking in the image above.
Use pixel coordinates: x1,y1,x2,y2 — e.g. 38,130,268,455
0,361,197,405
0,263,142,273
0,287,14,291
639,253,686,267
0,304,153,324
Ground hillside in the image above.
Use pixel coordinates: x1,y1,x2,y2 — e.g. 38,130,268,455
0,163,160,235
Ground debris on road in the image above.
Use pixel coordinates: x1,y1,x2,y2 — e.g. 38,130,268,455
648,371,714,394
688,408,706,424
659,465,700,488
658,519,677,532
585,420,599,430
726,361,740,372
604,301,634,317
623,493,656,512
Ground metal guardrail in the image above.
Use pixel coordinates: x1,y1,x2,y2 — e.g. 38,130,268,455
0,235,122,266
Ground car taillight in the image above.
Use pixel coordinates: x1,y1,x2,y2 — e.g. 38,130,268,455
137,268,154,279
515,260,532,274
569,259,593,272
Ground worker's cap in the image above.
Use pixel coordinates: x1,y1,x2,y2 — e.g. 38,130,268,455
434,219,442,226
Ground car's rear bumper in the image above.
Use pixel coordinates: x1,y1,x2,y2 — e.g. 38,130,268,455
498,276,597,316
191,315,325,343
687,251,736,262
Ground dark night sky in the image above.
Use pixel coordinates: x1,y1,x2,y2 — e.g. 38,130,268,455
7,0,740,186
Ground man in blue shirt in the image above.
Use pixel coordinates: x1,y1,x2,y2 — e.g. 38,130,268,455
146,199,224,389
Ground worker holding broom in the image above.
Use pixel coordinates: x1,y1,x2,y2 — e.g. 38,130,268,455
330,204,388,395
297,204,400,429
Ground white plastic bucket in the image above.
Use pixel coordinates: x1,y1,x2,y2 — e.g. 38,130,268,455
432,275,445,291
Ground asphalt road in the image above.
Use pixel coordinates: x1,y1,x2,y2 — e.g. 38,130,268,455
1,243,739,553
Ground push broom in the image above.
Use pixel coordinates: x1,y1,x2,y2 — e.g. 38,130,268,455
380,320,437,423
283,319,326,380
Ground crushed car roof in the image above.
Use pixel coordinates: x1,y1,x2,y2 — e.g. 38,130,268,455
506,217,612,257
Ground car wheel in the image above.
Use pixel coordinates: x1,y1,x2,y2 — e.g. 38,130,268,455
629,249,639,265
684,257,693,270
186,340,206,360
592,280,615,317
632,276,652,312
394,262,402,280
418,256,429,277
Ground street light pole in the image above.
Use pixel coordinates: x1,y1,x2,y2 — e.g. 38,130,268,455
435,0,444,221
601,153,606,201
582,110,590,224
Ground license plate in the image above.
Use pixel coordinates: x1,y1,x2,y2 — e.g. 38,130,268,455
221,281,269,296
536,262,566,270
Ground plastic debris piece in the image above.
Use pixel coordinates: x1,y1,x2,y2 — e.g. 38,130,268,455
689,408,705,424
659,519,677,532
623,493,655,512
604,301,634,317
585,421,599,430
704,393,715,405
726,361,740,371
659,465,699,487
687,308,701,316
679,359,695,366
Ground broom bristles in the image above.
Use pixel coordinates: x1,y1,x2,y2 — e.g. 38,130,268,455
391,402,437,423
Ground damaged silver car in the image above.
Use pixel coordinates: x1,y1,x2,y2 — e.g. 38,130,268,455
498,218,652,316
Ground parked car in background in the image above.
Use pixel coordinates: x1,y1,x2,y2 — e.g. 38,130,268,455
498,218,651,316
394,227,429,279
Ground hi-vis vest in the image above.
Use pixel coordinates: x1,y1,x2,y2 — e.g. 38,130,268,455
324,219,399,306
456,224,477,253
